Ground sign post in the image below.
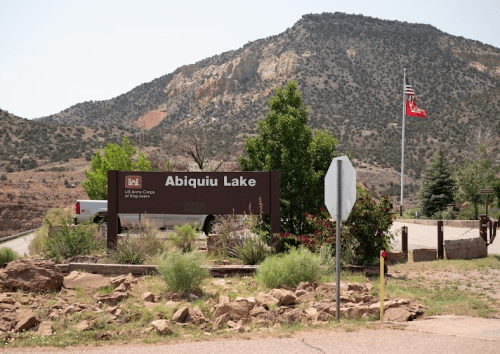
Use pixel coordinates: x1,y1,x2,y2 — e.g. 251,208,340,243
325,156,356,322
481,189,494,217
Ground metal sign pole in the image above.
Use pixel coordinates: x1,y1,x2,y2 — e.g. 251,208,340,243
336,159,341,322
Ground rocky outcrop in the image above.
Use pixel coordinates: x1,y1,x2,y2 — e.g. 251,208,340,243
0,259,64,292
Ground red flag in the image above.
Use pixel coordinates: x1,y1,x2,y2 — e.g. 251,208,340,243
405,76,425,118
406,97,426,118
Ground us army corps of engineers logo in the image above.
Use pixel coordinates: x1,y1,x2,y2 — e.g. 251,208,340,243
125,175,142,189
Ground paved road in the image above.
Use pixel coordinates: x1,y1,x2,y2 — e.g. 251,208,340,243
0,232,35,256
3,316,500,354
390,221,500,254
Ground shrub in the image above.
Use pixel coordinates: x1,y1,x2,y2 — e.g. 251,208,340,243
112,232,164,265
169,223,198,252
42,224,103,263
227,236,272,265
289,185,394,266
0,174,6,181
156,249,209,296
0,247,19,264
29,207,73,255
255,247,322,289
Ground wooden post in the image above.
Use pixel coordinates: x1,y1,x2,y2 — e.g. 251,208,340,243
107,170,118,250
401,226,408,261
270,171,281,252
479,214,488,244
437,220,444,259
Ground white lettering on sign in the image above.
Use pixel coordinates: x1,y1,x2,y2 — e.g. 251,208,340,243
164,176,257,188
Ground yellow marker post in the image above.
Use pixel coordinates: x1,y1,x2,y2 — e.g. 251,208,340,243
380,250,386,322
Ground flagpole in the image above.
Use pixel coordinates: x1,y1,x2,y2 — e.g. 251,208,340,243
400,68,406,216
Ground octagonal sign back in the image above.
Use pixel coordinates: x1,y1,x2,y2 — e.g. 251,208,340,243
324,155,356,221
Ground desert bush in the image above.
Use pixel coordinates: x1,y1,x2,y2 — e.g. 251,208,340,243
0,247,19,264
226,236,272,265
255,247,322,289
111,217,163,264
169,223,198,252
155,249,209,296
29,207,73,255
42,224,103,263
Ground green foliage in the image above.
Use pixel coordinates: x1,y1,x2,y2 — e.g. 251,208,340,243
418,147,456,217
0,247,19,264
30,207,73,255
493,179,500,209
288,184,394,266
255,247,323,289
402,206,421,219
156,249,209,296
238,81,338,234
42,224,103,263
453,145,499,219
227,236,272,265
0,174,6,181
111,234,163,265
82,136,150,200
169,223,198,252
430,206,455,220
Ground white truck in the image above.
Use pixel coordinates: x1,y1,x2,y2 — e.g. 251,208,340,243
73,200,215,235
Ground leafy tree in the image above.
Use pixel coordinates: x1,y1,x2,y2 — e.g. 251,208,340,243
417,147,456,217
493,179,500,209
239,81,338,234
82,136,150,199
453,144,499,219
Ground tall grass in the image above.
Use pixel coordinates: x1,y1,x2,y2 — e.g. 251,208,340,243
255,247,323,289
0,247,19,264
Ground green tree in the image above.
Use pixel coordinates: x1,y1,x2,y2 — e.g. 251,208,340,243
82,136,150,199
417,147,456,217
238,81,338,234
453,144,499,219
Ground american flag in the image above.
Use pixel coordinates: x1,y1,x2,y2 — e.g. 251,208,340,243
405,77,415,96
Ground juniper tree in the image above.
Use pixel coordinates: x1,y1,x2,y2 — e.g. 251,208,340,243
418,147,455,217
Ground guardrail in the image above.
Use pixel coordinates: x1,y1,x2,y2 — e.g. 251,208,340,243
0,228,40,244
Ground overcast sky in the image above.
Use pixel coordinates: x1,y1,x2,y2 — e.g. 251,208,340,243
1,0,499,119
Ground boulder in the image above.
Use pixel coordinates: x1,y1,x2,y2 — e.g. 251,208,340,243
141,292,155,302
15,310,39,332
445,237,487,260
412,249,437,262
75,320,91,332
383,307,412,322
213,313,230,329
213,302,250,320
386,251,406,265
269,289,296,305
255,293,279,309
282,308,305,323
151,319,174,335
250,306,268,317
93,292,129,305
0,260,63,292
172,307,189,322
37,321,53,336
64,271,109,291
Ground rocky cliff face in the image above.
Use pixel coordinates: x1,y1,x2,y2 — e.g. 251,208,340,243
35,12,500,189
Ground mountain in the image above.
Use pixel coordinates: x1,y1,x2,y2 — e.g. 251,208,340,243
20,13,500,198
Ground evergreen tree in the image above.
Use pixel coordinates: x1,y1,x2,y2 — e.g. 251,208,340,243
454,144,499,219
238,81,338,234
418,147,455,217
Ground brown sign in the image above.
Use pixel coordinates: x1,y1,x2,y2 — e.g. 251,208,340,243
481,189,494,194
107,171,280,249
